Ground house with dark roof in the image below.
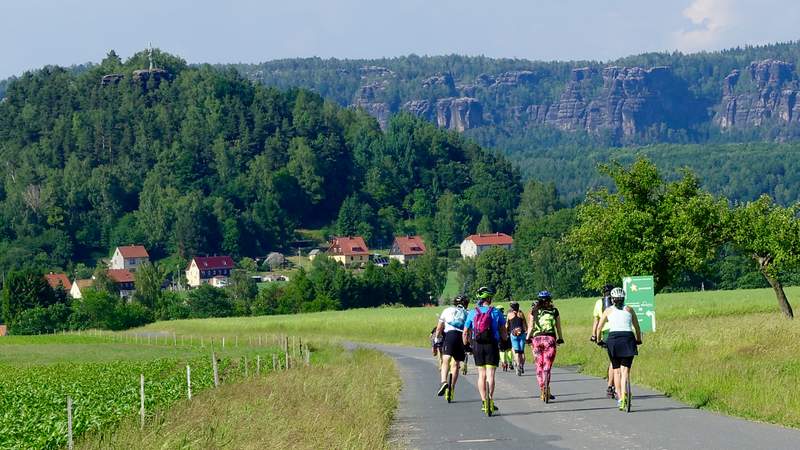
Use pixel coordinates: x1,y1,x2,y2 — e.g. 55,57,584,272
185,256,235,287
389,235,427,264
460,233,514,258
110,245,150,272
44,273,72,292
327,236,369,265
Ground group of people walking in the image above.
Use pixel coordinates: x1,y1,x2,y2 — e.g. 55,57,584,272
430,284,642,415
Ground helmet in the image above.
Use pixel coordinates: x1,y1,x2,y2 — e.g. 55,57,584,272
610,287,625,299
498,306,505,313
537,290,552,300
453,295,468,307
602,284,614,294
510,301,520,311
476,286,494,300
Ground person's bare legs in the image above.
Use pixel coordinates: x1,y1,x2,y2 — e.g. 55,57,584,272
613,367,622,398
477,366,487,401
440,355,452,384
450,360,460,388
619,366,630,400
607,363,614,388
486,366,496,398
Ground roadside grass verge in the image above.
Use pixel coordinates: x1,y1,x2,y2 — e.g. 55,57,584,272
140,286,800,428
77,347,400,450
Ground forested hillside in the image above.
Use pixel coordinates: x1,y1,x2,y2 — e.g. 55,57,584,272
0,50,521,274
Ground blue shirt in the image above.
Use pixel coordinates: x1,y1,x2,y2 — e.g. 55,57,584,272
464,305,506,342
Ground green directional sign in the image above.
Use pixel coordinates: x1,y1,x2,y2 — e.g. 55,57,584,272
623,275,656,333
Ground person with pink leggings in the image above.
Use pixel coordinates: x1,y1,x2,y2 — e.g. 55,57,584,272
525,291,564,401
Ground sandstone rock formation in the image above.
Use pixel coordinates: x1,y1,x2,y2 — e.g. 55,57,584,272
516,65,693,138
435,97,483,132
717,59,800,129
353,82,391,129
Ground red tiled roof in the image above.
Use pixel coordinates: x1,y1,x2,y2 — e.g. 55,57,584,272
328,236,369,256
117,245,149,258
44,273,72,291
191,256,236,270
466,233,514,246
393,236,427,256
107,269,135,283
74,279,94,290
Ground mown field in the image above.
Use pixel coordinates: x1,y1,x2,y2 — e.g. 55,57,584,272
140,287,800,429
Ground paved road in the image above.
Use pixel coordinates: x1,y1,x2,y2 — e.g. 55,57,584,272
374,345,800,450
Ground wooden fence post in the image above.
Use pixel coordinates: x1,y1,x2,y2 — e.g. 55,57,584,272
67,396,74,450
139,374,145,430
186,365,192,400
212,353,220,387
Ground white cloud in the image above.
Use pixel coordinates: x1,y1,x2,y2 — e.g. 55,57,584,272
673,0,737,52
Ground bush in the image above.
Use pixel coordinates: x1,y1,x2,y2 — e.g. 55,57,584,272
186,285,233,318
109,302,153,330
9,303,70,335
154,291,190,321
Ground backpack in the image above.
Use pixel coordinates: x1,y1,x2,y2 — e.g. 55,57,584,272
447,307,468,330
602,295,613,311
472,306,496,344
534,308,557,335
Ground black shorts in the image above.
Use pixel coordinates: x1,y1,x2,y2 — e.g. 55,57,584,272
472,341,500,367
442,331,466,362
610,356,634,369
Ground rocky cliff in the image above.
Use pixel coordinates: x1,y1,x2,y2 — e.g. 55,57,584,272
238,52,800,140
717,59,800,129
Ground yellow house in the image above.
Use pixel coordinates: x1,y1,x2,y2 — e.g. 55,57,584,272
185,256,235,288
327,236,369,265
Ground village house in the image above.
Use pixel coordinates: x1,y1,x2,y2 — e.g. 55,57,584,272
185,256,235,288
110,245,150,272
70,279,94,299
460,232,514,258
44,273,72,292
389,235,427,264
107,269,136,300
327,236,369,265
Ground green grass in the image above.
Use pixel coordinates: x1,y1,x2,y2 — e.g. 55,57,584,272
77,347,400,450
139,287,800,428
440,270,459,300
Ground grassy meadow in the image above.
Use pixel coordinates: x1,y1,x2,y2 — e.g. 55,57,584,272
139,286,800,428
77,347,400,450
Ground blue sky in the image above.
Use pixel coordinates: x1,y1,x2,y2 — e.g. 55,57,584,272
3,0,800,78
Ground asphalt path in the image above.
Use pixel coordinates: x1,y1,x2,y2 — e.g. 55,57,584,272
374,345,800,450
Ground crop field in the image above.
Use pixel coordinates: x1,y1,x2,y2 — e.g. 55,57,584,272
140,287,800,428
0,335,289,449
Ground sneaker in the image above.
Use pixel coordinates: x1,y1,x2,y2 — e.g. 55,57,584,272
619,396,628,411
481,399,488,412
607,386,616,399
489,399,498,411
437,382,448,396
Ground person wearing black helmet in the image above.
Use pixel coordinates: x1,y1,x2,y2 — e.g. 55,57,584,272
435,294,469,399
596,287,642,411
506,301,527,376
526,290,563,402
592,284,617,399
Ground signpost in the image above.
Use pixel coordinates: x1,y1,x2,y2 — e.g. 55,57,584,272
623,275,656,333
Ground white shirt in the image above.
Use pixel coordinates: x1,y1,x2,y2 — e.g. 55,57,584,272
608,307,633,332
439,306,468,332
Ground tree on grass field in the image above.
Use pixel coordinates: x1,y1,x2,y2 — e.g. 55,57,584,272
1,269,56,325
569,159,728,292
729,195,799,319
474,247,513,301
132,261,165,309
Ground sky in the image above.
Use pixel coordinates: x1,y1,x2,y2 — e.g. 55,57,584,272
3,0,800,79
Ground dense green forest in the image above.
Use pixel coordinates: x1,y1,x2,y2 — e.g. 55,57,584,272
0,50,520,274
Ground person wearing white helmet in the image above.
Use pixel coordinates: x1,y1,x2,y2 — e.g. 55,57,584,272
596,287,642,411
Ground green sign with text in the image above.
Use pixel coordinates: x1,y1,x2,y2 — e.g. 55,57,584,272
623,275,656,333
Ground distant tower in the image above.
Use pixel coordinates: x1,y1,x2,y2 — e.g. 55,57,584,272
148,42,154,70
